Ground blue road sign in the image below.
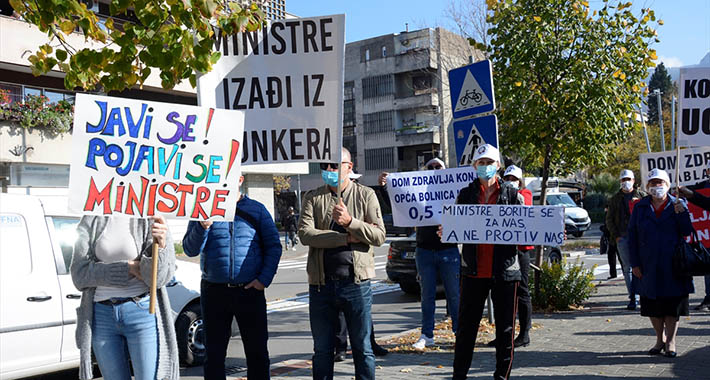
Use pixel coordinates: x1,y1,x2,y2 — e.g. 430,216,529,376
448,60,495,119
454,114,498,167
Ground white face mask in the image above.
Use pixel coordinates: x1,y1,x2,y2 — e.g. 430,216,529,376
621,180,633,192
504,180,519,189
649,185,668,199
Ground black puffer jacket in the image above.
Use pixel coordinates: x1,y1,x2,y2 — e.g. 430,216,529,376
455,178,523,282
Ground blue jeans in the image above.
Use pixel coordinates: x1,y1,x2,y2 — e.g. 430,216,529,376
616,236,637,301
309,279,375,380
415,247,460,338
285,231,296,248
92,295,158,380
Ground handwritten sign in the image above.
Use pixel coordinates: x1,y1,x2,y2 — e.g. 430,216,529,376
197,15,345,164
68,94,245,221
639,146,710,188
386,167,478,227
441,204,565,246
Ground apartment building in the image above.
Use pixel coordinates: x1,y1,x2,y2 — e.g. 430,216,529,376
300,27,478,190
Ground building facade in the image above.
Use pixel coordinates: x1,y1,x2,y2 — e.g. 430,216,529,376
300,27,478,190
0,2,306,219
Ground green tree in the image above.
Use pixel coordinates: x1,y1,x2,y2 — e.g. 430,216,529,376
488,0,660,207
9,0,264,91
646,62,675,126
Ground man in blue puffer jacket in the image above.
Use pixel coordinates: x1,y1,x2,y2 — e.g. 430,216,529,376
183,176,282,380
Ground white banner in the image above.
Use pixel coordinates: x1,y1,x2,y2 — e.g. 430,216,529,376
197,15,345,164
68,94,245,221
639,146,710,187
678,67,710,147
441,204,565,246
386,167,477,227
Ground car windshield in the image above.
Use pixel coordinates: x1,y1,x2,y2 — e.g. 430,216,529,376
546,193,577,207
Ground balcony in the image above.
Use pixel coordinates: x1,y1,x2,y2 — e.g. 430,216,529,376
392,91,438,111
395,124,439,146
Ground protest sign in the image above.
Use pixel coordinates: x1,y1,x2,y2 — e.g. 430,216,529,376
689,188,710,248
678,67,710,147
639,146,710,187
441,204,565,246
197,15,345,165
68,94,245,221
386,167,477,227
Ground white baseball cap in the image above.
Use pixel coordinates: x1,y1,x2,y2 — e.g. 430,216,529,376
503,165,523,181
424,157,446,170
647,168,670,185
349,172,362,179
473,144,500,163
619,169,634,180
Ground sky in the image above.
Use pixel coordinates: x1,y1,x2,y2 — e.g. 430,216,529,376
288,0,710,67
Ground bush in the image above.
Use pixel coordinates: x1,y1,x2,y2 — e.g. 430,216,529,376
583,192,609,211
531,259,596,311
588,210,606,223
587,173,618,196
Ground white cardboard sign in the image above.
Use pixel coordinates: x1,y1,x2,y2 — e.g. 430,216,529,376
639,146,710,187
197,15,345,164
68,94,245,221
441,204,565,246
386,167,478,227
678,67,710,147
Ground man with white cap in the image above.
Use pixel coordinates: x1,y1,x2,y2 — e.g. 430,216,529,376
411,157,460,350
450,144,524,380
606,169,646,310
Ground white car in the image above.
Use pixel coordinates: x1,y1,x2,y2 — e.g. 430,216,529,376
0,194,217,379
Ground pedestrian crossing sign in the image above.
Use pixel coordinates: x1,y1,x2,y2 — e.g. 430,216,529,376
454,114,498,167
448,60,496,119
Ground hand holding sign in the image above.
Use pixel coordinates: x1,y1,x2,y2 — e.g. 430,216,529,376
151,215,168,249
333,199,352,227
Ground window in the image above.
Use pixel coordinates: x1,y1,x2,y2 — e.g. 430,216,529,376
344,81,354,101
382,46,387,57
365,49,370,61
0,214,32,277
0,82,76,104
50,216,80,274
343,100,355,127
363,111,393,135
365,147,394,170
362,75,394,100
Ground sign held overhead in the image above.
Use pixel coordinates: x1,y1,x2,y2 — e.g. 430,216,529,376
197,15,346,165
678,67,710,147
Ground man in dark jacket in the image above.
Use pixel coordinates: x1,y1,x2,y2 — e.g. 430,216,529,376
183,175,282,380
284,206,299,251
606,169,646,310
452,144,523,380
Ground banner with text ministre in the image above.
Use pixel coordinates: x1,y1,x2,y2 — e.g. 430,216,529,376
68,94,245,221
441,204,565,246
386,167,478,227
678,67,710,147
197,15,345,165
639,146,710,188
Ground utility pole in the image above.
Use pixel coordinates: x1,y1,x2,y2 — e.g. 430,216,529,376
655,89,665,151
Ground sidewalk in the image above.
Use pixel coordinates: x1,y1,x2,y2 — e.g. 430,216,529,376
268,276,710,379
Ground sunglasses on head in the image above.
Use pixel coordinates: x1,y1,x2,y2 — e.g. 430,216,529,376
427,164,443,170
320,162,350,170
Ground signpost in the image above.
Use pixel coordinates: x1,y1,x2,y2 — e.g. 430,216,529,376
448,60,496,119
453,114,498,167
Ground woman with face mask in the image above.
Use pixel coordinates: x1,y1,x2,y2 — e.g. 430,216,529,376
627,169,694,358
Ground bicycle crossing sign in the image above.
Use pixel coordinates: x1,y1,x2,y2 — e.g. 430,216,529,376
448,60,495,119
454,114,498,167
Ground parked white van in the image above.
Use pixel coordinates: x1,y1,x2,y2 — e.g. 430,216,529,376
0,193,213,379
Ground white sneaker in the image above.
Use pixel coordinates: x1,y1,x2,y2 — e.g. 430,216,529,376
292,247,297,251
412,335,434,350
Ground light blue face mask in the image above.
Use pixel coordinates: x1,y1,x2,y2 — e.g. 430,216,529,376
476,164,497,180
322,170,340,187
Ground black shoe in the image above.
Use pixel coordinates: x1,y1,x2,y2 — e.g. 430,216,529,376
694,298,710,310
373,344,389,357
487,339,497,347
334,352,346,362
513,336,530,348
648,346,664,355
664,350,677,358
626,299,637,310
